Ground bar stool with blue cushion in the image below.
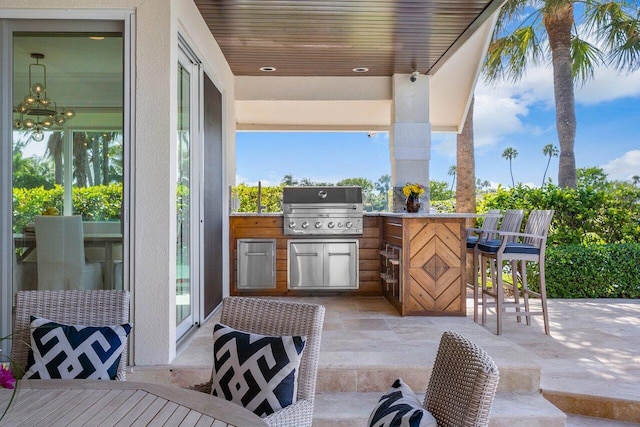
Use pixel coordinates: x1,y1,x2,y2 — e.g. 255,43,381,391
478,210,554,335
465,209,501,323
477,209,524,320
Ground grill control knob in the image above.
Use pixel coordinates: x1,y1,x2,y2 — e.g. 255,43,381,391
345,221,353,228
327,222,335,228
301,222,309,229
315,222,322,229
289,222,296,229
337,222,343,228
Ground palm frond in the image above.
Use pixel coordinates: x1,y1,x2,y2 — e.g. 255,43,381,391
484,26,543,82
570,36,602,82
585,1,640,72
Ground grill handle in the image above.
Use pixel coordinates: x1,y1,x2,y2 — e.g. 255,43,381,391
245,252,267,256
328,252,351,256
296,252,319,256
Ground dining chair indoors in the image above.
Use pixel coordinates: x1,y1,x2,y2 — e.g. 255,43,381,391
478,210,554,335
10,289,131,380
35,215,103,290
190,297,325,427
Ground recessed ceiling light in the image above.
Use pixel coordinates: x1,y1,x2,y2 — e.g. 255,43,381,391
352,67,369,73
259,66,276,72
89,36,105,40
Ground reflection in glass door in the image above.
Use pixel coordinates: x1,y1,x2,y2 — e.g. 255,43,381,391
176,49,199,339
11,30,124,296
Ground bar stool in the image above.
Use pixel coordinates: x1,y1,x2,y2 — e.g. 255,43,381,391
465,209,501,322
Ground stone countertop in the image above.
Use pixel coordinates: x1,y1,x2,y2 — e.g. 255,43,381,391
367,212,479,218
230,212,479,218
230,212,283,216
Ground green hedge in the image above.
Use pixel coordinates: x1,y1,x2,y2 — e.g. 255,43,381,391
529,244,640,298
13,184,122,233
478,183,640,245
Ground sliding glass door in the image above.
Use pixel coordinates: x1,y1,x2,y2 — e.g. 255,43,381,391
176,45,201,339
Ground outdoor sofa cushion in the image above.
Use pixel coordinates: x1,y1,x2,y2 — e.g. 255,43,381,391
210,322,306,417
368,378,437,427
24,315,131,380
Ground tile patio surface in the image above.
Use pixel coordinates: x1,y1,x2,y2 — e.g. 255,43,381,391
166,295,640,424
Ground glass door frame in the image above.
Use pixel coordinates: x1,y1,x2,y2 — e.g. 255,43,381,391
176,37,202,340
0,14,135,359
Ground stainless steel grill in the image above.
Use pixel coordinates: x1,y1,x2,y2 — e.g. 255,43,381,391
283,186,363,236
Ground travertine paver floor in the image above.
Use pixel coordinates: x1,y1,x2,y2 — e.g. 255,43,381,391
172,295,640,420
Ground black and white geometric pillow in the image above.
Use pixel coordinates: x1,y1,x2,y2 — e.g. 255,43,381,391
368,378,437,427
211,323,306,417
24,316,132,380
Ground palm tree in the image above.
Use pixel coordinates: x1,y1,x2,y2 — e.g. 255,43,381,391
456,97,476,219
632,175,640,187
448,165,457,196
281,174,297,186
484,1,640,188
541,144,560,186
502,147,518,187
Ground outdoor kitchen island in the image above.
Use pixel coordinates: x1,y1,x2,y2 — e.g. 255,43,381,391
229,211,475,317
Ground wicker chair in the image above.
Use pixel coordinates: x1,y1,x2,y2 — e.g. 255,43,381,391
10,289,131,380
191,297,325,427
424,331,499,426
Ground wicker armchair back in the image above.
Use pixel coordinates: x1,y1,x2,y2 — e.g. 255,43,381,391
10,290,131,380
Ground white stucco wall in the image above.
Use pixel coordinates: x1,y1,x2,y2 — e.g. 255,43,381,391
0,1,236,365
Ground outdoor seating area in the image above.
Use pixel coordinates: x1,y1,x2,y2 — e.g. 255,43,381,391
159,295,640,426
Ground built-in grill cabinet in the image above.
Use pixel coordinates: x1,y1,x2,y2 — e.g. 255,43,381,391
237,239,276,289
288,239,358,289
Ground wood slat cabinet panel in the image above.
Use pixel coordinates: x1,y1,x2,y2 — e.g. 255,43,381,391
381,215,467,316
230,215,382,296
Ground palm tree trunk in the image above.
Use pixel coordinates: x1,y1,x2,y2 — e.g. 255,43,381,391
544,4,577,188
542,157,551,187
509,160,515,187
456,97,476,226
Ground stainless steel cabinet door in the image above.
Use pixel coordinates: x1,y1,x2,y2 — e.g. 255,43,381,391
289,242,324,288
324,242,358,288
237,239,276,289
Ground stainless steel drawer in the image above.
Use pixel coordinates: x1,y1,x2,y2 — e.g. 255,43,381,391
288,239,358,290
237,239,276,289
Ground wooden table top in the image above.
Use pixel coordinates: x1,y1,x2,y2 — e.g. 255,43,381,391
0,380,267,426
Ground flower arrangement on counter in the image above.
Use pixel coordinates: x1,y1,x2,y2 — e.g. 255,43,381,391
402,182,425,198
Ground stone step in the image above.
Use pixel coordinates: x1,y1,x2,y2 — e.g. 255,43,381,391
316,336,541,394
312,391,567,427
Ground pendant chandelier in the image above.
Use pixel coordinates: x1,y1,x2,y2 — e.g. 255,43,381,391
13,53,75,142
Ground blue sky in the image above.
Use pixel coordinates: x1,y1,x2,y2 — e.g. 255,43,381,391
237,58,640,189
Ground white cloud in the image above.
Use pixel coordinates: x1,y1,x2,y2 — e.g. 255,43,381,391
576,68,640,105
601,150,640,181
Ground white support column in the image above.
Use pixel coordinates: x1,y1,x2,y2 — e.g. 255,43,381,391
390,74,431,212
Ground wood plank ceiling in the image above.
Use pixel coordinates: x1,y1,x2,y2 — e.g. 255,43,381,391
194,0,503,77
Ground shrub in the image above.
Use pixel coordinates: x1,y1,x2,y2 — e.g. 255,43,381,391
528,244,640,298
478,182,640,245
13,184,123,233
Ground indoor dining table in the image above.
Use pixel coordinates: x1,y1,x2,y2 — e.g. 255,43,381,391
0,379,267,426
13,232,123,289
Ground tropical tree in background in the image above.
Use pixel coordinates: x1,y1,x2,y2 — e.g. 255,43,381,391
542,143,560,186
456,97,476,219
484,0,640,188
502,147,519,186
632,175,640,186
448,165,457,194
